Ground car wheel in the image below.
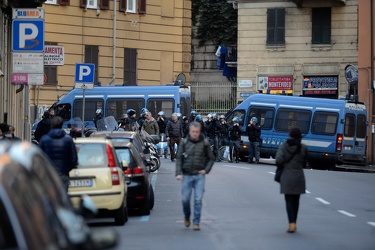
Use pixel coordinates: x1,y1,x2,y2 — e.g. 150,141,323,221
114,200,127,226
149,185,155,210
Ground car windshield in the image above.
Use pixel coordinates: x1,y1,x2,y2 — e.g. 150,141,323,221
112,138,131,143
115,148,134,166
76,143,108,168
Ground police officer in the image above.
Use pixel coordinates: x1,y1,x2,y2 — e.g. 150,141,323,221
157,111,167,134
137,108,148,129
204,113,221,162
189,110,197,123
228,117,244,163
93,108,103,128
218,115,229,147
126,109,137,131
246,117,261,164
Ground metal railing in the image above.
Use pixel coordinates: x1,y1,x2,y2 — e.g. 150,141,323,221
190,82,237,116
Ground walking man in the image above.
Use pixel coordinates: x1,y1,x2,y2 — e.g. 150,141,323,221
176,122,215,231
166,113,183,162
39,117,78,192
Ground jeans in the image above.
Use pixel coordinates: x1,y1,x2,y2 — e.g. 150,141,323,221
181,174,205,225
248,141,260,162
169,137,181,160
285,194,300,223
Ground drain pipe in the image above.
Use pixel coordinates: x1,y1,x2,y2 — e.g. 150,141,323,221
371,0,374,166
108,0,117,85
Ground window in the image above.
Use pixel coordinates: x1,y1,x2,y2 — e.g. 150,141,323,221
87,0,98,8
147,99,174,118
45,0,57,4
127,0,136,13
76,144,108,168
226,110,246,126
344,114,355,137
312,8,331,44
267,8,285,45
248,107,274,130
124,48,137,86
44,42,58,85
180,98,187,117
311,112,338,135
58,0,70,5
275,109,311,133
106,99,145,120
73,99,103,120
115,148,134,165
139,0,146,14
99,0,109,10
84,45,99,84
356,114,367,139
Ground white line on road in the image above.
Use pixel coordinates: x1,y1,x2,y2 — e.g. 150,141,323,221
337,210,356,217
268,172,275,175
367,222,375,227
315,197,330,205
222,165,251,170
306,190,311,194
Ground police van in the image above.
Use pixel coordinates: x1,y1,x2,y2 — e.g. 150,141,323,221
54,85,191,128
226,94,367,167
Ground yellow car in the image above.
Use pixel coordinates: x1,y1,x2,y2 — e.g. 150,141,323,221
68,137,128,225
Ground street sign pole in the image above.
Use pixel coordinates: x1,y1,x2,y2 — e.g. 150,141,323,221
81,84,87,137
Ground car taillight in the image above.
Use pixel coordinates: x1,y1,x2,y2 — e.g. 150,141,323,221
336,134,343,152
106,145,116,167
124,166,144,178
111,167,120,186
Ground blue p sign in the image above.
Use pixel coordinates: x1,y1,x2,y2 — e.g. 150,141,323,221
75,63,95,83
12,20,44,52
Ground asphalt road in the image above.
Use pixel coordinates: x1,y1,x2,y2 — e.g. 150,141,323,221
93,158,375,250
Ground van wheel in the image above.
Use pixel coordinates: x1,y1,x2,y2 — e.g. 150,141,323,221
114,200,127,226
150,185,155,210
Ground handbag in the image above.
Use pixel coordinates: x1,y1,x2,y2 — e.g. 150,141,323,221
274,150,297,183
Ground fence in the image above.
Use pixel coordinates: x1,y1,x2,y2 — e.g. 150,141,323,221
190,82,237,116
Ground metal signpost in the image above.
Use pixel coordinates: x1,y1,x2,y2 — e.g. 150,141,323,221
74,63,95,136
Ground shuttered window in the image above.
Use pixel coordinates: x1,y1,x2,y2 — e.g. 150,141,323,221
58,0,70,6
119,0,126,11
44,42,58,86
312,8,331,44
124,48,137,86
80,0,87,7
267,8,285,45
84,45,99,85
99,0,109,10
139,0,146,14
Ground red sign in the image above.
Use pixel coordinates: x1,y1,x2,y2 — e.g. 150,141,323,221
268,76,293,90
11,73,28,85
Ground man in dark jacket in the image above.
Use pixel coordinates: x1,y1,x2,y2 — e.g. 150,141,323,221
204,114,221,162
228,117,244,163
218,115,229,147
40,116,78,192
157,111,167,134
34,111,52,142
166,113,183,162
246,117,261,164
176,122,215,231
0,123,10,141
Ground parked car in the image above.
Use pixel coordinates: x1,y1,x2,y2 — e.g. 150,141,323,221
69,137,128,225
0,141,117,249
112,140,155,215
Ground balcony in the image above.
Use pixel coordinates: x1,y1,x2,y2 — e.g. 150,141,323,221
292,0,346,7
8,0,46,8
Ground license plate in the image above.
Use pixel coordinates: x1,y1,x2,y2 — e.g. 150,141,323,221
69,179,93,187
344,146,352,150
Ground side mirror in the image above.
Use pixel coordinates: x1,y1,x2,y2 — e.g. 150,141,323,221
78,195,98,219
121,160,128,170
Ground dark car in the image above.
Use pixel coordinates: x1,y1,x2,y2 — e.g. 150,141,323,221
0,142,117,249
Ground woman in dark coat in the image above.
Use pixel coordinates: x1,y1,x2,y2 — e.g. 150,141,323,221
275,127,307,233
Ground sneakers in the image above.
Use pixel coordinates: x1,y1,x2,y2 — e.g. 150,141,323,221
184,219,191,228
193,224,200,231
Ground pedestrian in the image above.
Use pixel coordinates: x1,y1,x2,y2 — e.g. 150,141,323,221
275,127,307,233
166,113,183,162
157,111,167,134
176,122,215,231
143,112,159,135
246,117,261,164
228,117,244,163
0,123,10,141
39,116,78,192
8,125,21,141
34,111,52,142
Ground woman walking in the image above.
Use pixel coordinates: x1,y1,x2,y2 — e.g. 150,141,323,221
275,127,307,233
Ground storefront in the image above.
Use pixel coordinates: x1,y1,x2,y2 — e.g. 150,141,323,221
258,75,294,94
302,76,339,99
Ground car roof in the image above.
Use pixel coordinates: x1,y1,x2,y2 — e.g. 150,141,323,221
92,131,137,138
112,141,135,148
74,137,114,144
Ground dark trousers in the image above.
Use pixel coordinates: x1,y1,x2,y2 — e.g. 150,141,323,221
169,137,181,160
209,135,219,160
285,194,300,223
219,136,229,147
229,140,241,161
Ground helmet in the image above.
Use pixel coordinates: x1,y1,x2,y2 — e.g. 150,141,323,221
251,117,258,124
126,109,136,116
141,108,148,115
232,117,240,123
176,113,182,118
219,115,225,119
121,113,128,119
207,114,212,119
158,111,165,117
195,115,202,122
191,110,197,115
172,113,178,117
212,113,217,118
95,109,102,116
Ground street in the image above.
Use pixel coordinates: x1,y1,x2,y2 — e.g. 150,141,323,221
92,159,375,250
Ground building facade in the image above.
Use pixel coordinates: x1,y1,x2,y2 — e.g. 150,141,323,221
236,0,357,101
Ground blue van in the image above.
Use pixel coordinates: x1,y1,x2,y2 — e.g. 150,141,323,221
54,85,191,127
226,94,367,167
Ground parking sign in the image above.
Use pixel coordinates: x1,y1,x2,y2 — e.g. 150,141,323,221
12,19,44,52
75,63,95,84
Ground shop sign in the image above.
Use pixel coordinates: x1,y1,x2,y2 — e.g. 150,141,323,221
303,76,338,95
258,76,293,91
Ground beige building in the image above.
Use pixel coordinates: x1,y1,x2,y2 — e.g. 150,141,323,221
235,0,357,100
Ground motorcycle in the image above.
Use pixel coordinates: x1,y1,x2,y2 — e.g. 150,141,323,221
68,117,97,138
156,133,169,158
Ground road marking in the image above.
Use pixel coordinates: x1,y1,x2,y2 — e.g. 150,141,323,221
268,172,275,175
337,210,356,217
315,197,330,205
222,165,251,170
367,222,375,227
139,216,150,222
306,190,311,194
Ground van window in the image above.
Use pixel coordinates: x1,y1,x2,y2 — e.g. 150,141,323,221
248,107,274,130
275,109,311,133
186,97,191,115
106,99,144,121
344,114,355,137
55,103,71,120
147,99,174,118
0,198,17,249
356,114,366,139
180,98,187,116
73,99,103,121
76,143,108,168
226,110,246,125
312,112,338,135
